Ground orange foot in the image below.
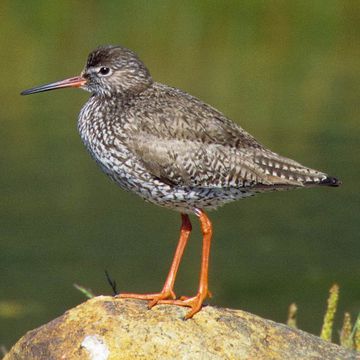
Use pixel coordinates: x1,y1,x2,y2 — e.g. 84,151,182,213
117,288,176,308
156,290,211,319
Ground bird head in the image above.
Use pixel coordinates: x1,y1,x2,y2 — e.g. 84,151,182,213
21,45,153,97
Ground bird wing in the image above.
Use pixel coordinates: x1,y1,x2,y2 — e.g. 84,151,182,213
129,134,273,188
125,84,327,188
131,84,265,151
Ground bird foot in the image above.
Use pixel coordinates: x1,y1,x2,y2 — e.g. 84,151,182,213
116,289,176,308
178,289,212,301
147,289,177,308
156,290,210,319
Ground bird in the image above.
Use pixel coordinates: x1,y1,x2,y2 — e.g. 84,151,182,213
21,45,341,319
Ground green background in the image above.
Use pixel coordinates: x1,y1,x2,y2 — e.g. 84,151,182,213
1,0,359,349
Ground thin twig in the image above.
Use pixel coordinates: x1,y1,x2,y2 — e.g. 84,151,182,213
105,270,117,295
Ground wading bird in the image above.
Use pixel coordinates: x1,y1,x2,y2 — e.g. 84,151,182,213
21,46,340,318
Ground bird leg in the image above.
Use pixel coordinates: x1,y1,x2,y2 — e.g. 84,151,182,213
118,213,192,306
157,209,213,319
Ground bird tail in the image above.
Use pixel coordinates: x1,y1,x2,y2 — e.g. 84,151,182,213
318,176,341,187
252,151,341,190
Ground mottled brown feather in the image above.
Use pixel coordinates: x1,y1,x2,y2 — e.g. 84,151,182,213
125,83,328,190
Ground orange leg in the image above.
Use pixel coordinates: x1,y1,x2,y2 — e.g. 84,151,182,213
118,213,192,306
157,209,213,319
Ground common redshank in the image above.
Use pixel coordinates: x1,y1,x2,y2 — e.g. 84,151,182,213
21,45,340,319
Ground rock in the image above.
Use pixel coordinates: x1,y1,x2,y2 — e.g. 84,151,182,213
4,296,358,359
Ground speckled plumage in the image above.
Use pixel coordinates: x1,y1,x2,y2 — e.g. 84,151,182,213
76,45,339,213
21,45,341,319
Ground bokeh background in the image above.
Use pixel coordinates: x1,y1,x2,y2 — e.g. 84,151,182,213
1,0,359,349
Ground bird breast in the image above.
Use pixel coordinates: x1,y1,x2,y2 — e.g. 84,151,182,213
78,97,129,175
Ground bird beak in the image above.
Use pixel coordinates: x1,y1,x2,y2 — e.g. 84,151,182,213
21,76,87,96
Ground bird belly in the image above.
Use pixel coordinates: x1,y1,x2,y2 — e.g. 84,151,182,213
142,186,254,213
101,159,254,212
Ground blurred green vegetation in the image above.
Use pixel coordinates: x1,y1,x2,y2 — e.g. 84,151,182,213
1,0,359,348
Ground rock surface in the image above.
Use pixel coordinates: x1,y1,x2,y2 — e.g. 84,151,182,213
4,296,358,359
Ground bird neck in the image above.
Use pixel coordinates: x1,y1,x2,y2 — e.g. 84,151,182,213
116,74,153,97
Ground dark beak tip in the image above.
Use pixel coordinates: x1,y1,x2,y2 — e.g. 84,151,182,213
20,76,86,97
20,88,41,96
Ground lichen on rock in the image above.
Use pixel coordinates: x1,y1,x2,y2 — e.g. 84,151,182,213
4,296,358,360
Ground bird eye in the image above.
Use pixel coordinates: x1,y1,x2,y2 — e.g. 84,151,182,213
98,67,111,76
